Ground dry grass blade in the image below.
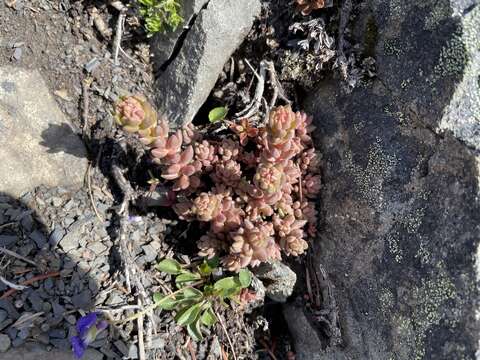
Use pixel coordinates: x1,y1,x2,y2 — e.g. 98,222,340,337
0,275,29,291
0,247,38,268
215,310,237,360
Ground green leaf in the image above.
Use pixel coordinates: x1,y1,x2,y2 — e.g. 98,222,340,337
208,107,228,123
198,261,212,276
153,292,178,310
175,272,201,288
187,319,203,341
238,269,252,288
179,287,204,300
214,277,237,292
175,303,203,326
206,256,220,269
213,276,241,298
200,307,217,327
156,259,182,274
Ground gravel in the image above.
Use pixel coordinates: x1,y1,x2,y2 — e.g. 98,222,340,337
0,334,11,352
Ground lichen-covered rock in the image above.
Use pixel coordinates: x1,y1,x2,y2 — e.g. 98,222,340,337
0,66,88,197
296,1,480,359
253,261,297,302
153,0,261,127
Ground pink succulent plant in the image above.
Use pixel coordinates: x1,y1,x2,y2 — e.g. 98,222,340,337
194,140,217,171
115,95,157,137
302,174,322,198
217,138,240,161
161,146,202,190
211,159,242,187
253,163,285,195
227,220,281,270
231,118,258,145
115,97,321,269
295,111,316,144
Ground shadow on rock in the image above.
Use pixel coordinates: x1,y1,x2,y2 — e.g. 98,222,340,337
39,123,88,159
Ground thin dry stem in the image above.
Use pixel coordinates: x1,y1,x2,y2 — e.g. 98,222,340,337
215,310,237,360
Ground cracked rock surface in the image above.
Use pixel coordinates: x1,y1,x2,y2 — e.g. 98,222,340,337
153,0,261,127
296,0,480,359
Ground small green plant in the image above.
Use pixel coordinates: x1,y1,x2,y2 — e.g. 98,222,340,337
153,257,252,341
137,0,183,36
208,106,228,123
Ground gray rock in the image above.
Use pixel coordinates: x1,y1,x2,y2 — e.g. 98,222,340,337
0,344,74,360
29,230,47,249
0,334,10,352
253,261,296,303
150,0,209,71
83,348,103,360
71,289,92,309
59,221,86,252
0,310,7,323
48,329,66,339
0,66,88,196
154,0,261,127
0,299,19,320
87,241,107,255
49,228,65,248
141,244,158,263
49,338,70,351
283,304,323,360
299,1,480,359
0,235,17,247
150,336,165,350
27,291,44,312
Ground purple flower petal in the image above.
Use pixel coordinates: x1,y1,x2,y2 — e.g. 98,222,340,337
71,336,87,359
76,312,98,338
96,320,108,332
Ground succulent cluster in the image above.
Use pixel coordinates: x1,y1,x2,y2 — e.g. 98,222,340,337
115,96,321,272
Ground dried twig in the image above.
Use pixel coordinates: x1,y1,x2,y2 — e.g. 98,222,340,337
258,338,278,360
184,338,197,360
215,310,237,360
87,163,105,222
137,298,146,360
266,61,290,109
0,247,38,268
235,60,267,119
113,10,127,65
82,77,92,136
336,0,353,80
0,275,29,291
1,271,60,299
0,222,16,230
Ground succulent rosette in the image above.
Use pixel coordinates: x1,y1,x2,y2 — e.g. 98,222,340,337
114,95,157,140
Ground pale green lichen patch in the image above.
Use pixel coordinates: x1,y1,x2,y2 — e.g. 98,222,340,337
345,138,398,209
386,231,403,263
429,30,468,84
424,1,452,31
390,267,457,360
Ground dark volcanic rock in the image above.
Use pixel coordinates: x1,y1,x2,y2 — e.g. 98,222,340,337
153,0,261,127
294,1,480,359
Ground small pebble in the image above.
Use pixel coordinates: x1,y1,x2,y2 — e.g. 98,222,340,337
0,334,10,352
